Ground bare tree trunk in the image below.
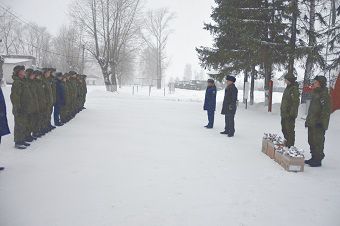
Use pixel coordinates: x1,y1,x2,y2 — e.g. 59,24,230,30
288,0,299,76
302,0,316,103
264,61,272,106
250,65,256,105
243,70,248,104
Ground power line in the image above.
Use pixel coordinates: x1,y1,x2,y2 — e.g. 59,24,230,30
0,3,82,60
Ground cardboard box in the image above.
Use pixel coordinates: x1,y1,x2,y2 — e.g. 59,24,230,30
274,150,284,164
281,153,305,172
262,138,268,154
266,141,275,159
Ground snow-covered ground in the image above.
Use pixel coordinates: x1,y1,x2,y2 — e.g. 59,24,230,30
0,85,339,226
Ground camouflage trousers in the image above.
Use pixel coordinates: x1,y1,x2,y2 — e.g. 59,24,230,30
281,118,296,148
308,127,326,161
28,113,40,135
14,113,29,143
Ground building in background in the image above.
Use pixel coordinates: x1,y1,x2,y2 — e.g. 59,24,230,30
1,55,36,84
86,74,101,85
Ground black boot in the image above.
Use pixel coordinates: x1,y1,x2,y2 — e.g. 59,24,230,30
304,158,314,165
308,159,322,167
0,166,4,171
220,131,228,135
15,143,27,149
25,136,34,142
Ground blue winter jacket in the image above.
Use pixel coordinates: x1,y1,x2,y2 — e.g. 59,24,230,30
55,80,65,106
204,86,217,111
0,87,10,137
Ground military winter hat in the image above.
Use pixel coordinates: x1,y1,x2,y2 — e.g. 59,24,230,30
226,75,236,83
55,72,63,78
207,79,215,83
314,76,327,87
69,71,77,76
13,65,25,74
284,73,297,83
42,68,49,73
25,68,34,74
34,70,42,76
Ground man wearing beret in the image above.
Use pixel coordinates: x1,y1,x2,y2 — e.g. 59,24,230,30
203,79,217,129
305,76,331,167
10,65,32,149
280,73,300,148
221,75,238,137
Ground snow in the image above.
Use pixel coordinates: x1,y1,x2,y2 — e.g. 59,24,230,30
0,86,339,226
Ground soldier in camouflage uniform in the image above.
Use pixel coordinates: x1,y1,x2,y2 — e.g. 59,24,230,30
69,71,78,118
10,65,31,149
280,74,300,148
42,68,56,132
60,73,70,123
26,69,39,142
305,76,331,167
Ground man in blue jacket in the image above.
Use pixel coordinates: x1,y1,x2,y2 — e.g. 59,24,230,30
0,85,10,171
54,72,66,126
203,79,217,129
221,76,238,137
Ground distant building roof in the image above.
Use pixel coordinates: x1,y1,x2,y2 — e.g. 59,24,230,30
86,74,101,79
4,58,32,64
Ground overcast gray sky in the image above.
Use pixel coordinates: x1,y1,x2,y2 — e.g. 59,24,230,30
2,0,214,79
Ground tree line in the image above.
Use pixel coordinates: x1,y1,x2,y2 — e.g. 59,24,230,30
197,0,340,105
0,1,175,92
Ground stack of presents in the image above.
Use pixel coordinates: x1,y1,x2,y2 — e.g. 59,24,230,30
262,134,305,172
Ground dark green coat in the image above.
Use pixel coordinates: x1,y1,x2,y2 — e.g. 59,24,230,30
10,76,34,115
306,87,331,130
42,77,53,108
280,82,300,119
27,79,39,113
35,79,48,112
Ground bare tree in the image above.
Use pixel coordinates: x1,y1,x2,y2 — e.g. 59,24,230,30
142,8,175,89
71,0,142,92
51,25,83,72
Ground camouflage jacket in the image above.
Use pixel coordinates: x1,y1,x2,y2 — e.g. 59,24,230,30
280,82,300,119
10,76,33,115
306,87,331,130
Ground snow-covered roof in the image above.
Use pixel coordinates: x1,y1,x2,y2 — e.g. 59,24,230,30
86,74,101,79
4,58,32,64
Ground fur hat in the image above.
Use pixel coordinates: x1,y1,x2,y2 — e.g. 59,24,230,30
226,75,236,83
314,76,327,87
13,65,25,75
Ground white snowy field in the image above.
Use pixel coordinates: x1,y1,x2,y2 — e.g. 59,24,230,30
0,85,339,226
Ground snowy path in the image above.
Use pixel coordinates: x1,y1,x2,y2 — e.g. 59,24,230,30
0,87,339,226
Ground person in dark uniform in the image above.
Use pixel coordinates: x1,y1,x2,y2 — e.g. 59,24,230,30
305,76,331,167
0,85,10,170
203,79,217,129
221,76,238,137
54,72,65,126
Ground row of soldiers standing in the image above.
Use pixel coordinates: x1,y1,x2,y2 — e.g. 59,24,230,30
10,65,87,149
